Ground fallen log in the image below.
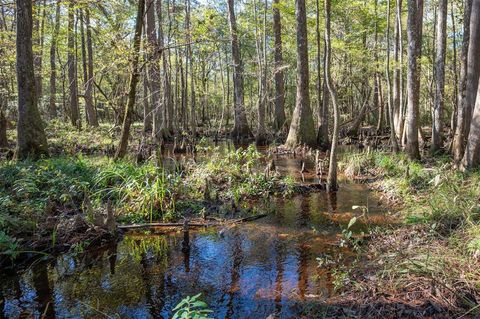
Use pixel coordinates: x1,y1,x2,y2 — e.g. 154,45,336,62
118,222,212,230
118,214,268,230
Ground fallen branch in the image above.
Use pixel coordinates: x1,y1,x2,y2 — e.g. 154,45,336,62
118,222,212,230
118,214,268,230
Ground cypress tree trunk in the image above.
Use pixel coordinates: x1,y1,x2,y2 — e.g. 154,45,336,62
453,0,473,162
48,1,60,120
405,0,424,160
272,0,286,134
0,109,7,148
431,0,447,153
227,0,252,140
386,0,399,152
85,8,98,126
115,0,145,160
285,0,316,148
67,1,80,129
461,82,480,169
325,0,340,191
316,0,329,150
15,0,49,160
146,0,164,140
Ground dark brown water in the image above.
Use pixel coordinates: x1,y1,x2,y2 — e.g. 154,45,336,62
0,145,390,319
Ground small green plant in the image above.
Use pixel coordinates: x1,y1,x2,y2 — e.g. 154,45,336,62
172,293,213,319
340,205,368,249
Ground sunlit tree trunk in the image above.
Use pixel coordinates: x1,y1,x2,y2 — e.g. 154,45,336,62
285,0,316,148
48,1,61,119
33,0,46,104
85,8,98,126
158,0,174,135
146,0,164,140
405,0,424,160
115,0,145,159
316,0,329,150
273,0,286,134
325,0,340,191
386,0,399,152
431,0,447,153
227,0,252,140
15,0,48,159
67,1,80,129
453,0,473,162
461,82,480,169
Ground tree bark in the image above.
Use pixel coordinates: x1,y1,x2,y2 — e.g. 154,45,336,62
461,82,480,169
393,0,403,136
386,0,399,152
324,0,339,191
114,0,145,160
85,8,98,126
285,0,316,148
453,0,473,162
0,109,7,148
316,0,329,150
146,0,164,140
431,0,447,153
227,0,252,140
405,0,424,160
67,1,80,129
48,0,61,119
15,0,48,159
272,0,286,134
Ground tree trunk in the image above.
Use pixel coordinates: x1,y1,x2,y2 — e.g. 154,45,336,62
80,9,98,127
285,0,316,148
0,109,7,148
254,0,267,145
48,0,61,119
393,0,403,136
15,0,48,159
158,0,174,135
85,8,98,126
33,0,46,104
227,0,252,140
67,1,80,129
465,0,480,134
386,0,399,152
324,0,340,191
461,82,480,169
316,0,329,150
273,0,286,134
114,0,145,160
431,0,447,153
146,0,164,140
405,0,424,160
453,0,473,162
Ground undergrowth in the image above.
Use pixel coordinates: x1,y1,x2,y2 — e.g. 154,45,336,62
337,151,480,317
0,145,293,260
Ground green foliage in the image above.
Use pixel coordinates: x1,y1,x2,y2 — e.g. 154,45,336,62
172,294,213,319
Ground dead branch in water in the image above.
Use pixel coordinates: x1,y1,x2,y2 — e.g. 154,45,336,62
118,214,268,230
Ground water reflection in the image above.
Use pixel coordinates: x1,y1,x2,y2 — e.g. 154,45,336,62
1,180,386,318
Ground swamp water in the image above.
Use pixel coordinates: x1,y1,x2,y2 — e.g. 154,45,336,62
0,148,390,319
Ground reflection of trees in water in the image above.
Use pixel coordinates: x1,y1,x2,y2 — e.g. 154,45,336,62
225,229,243,319
296,239,310,301
31,262,56,318
273,238,286,315
327,191,337,214
297,195,311,228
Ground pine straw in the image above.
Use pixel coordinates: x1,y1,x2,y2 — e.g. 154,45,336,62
322,225,480,318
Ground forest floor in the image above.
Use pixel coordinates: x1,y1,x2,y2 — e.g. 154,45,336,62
323,151,480,318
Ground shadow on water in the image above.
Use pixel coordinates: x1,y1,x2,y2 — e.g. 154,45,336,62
0,143,391,319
